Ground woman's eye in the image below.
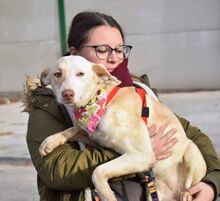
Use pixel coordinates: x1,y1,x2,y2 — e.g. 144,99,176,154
116,49,123,54
96,47,107,53
116,48,123,54
76,72,84,77
54,72,62,78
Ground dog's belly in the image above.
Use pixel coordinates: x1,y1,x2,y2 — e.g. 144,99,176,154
91,124,153,156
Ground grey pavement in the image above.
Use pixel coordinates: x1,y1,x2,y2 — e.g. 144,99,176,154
160,91,220,157
0,91,220,201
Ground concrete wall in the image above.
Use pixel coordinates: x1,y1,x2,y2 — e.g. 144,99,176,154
0,1,60,92
0,0,220,92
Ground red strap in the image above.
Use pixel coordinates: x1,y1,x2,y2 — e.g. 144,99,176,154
106,87,148,124
136,88,147,124
105,87,120,106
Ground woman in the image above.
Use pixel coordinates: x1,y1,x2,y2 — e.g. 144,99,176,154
25,11,220,201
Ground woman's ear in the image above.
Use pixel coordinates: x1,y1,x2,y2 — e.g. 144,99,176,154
70,47,77,55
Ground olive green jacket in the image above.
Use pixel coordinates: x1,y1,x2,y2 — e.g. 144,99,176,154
25,83,220,201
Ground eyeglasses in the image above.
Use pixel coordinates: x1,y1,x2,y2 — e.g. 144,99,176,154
81,44,132,60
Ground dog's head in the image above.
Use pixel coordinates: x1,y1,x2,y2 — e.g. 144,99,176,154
40,55,121,108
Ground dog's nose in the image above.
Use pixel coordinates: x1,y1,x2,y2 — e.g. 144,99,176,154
62,90,74,102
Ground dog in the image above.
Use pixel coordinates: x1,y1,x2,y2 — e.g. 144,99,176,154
39,55,206,201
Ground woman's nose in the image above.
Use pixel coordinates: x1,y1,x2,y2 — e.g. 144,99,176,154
107,50,118,62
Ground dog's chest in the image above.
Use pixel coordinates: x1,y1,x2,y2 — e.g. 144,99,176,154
72,89,108,134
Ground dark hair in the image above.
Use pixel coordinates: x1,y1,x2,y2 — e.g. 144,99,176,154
67,11,125,50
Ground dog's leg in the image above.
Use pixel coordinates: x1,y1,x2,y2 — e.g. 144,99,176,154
92,152,155,201
39,126,81,157
180,141,206,201
184,141,206,188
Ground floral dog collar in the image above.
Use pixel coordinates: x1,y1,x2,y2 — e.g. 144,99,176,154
73,88,108,134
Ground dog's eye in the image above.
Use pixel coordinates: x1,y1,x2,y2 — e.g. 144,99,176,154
76,72,84,77
54,72,62,78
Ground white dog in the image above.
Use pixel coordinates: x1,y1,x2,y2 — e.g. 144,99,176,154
39,55,206,201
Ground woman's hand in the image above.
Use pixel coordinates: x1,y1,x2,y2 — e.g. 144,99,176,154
188,182,215,201
148,123,178,160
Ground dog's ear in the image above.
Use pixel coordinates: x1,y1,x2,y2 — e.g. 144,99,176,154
40,67,51,86
92,64,121,85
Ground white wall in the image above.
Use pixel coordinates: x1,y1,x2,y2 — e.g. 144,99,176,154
65,0,220,91
0,0,220,92
0,0,60,92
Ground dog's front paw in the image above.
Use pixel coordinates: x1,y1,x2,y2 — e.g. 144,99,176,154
39,133,67,157
180,191,193,201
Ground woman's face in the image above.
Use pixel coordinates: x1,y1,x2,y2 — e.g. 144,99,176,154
72,25,124,73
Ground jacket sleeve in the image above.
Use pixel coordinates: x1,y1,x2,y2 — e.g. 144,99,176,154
26,96,119,191
178,116,220,199
38,143,118,191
